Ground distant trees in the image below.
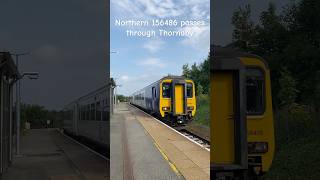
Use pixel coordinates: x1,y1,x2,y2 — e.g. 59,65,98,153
182,56,210,126
182,55,209,95
117,95,129,102
21,104,63,129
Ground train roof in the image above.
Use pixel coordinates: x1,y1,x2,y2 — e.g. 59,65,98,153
212,46,269,69
131,75,193,96
63,85,107,109
160,75,188,80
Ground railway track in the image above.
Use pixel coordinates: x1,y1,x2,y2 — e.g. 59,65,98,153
59,129,109,161
179,129,210,151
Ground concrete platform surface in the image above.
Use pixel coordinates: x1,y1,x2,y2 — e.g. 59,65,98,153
2,129,108,180
110,103,181,180
128,103,210,180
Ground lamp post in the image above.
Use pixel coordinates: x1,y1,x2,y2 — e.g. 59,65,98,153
11,52,40,155
15,72,39,155
12,52,29,155
115,84,122,105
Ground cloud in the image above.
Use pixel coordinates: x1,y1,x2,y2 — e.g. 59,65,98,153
120,75,129,81
111,0,144,18
190,4,209,20
111,0,209,19
117,72,164,95
181,25,210,51
143,39,165,53
137,58,165,68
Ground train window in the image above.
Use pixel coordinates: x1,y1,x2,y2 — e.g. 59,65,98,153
246,68,265,115
102,107,107,121
86,104,90,120
162,82,171,98
96,101,101,121
186,83,193,98
91,103,95,120
82,106,85,120
152,87,155,98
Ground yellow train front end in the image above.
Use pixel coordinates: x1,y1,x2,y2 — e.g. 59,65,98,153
241,57,275,175
211,47,275,179
159,77,196,125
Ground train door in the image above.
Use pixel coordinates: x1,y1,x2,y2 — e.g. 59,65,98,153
174,84,184,114
211,72,235,164
211,58,248,178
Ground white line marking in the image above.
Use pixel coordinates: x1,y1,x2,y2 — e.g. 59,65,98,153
57,129,109,161
129,104,210,152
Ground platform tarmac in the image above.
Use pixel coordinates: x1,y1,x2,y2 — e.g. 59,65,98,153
1,129,108,180
111,103,209,180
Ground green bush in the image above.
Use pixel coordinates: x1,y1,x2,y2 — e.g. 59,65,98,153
194,94,210,126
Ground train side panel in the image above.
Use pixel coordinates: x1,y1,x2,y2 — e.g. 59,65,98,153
63,86,108,148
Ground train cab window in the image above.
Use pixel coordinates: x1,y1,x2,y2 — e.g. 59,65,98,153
186,83,193,98
246,68,265,115
162,82,171,98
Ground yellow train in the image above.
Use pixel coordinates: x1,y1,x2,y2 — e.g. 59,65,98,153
211,47,275,178
130,76,196,125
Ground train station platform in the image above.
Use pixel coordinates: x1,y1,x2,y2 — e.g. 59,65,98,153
111,103,209,180
110,103,181,180
1,129,108,180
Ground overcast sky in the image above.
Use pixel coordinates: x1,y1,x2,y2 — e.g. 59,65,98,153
0,0,107,110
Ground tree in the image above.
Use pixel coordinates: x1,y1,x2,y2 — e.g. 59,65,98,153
181,55,210,95
197,84,204,96
21,104,49,129
277,68,299,107
182,64,191,78
231,4,256,51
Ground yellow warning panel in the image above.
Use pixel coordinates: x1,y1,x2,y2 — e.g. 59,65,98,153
211,72,235,164
174,85,184,114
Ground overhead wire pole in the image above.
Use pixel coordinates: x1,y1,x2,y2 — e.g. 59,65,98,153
12,53,39,156
12,52,29,155
109,51,117,112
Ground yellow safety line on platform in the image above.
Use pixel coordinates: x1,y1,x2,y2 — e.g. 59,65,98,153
142,125,182,177
154,142,182,177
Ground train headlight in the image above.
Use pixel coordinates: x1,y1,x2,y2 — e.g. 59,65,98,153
187,106,194,110
248,142,268,154
162,107,170,111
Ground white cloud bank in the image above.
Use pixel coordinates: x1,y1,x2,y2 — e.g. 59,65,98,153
137,58,165,68
143,39,165,53
182,25,210,51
